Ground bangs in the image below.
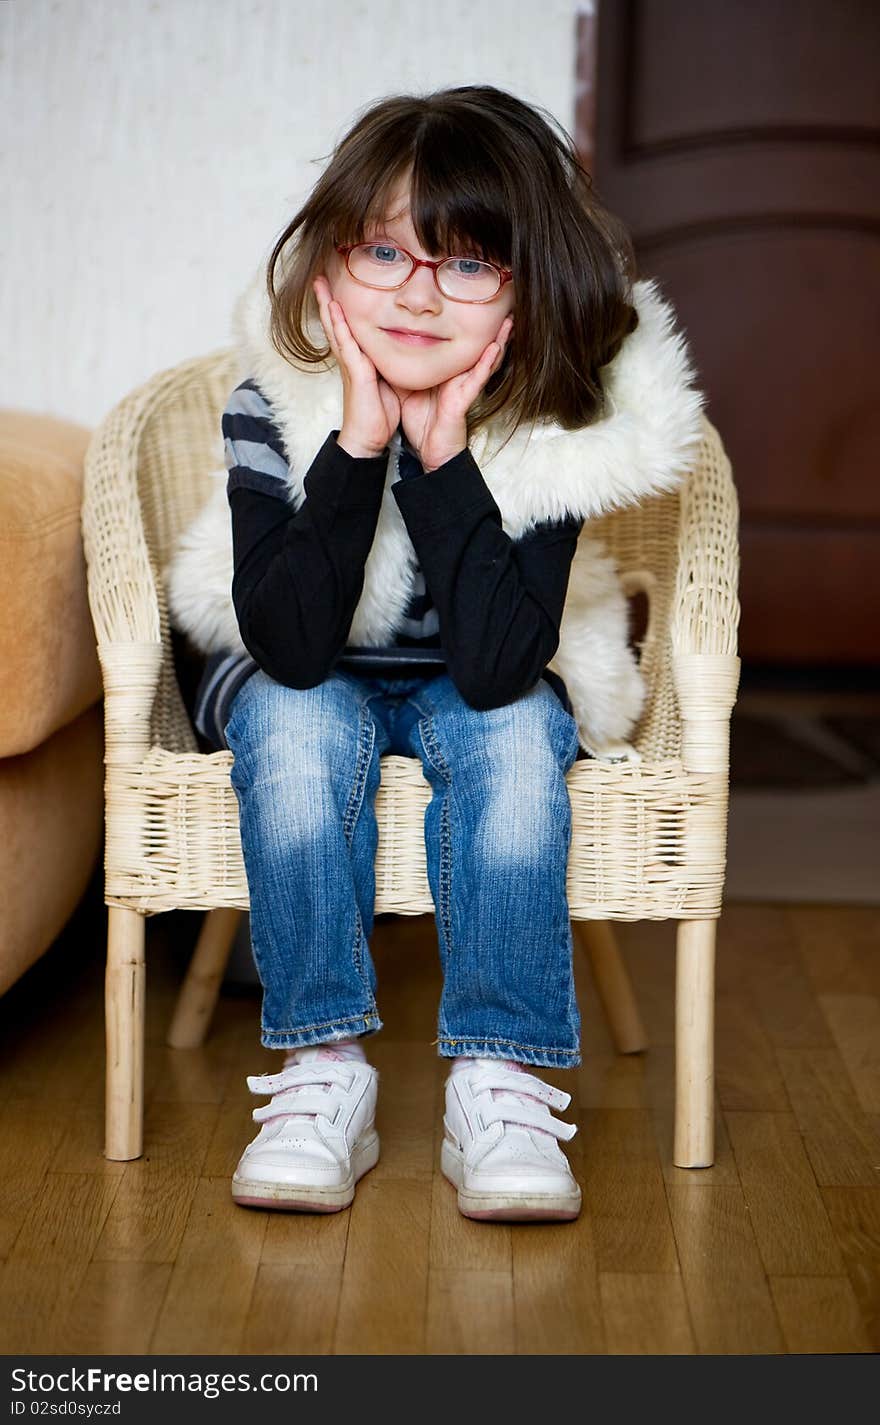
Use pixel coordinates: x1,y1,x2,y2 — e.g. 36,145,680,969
334,120,513,267
409,146,513,267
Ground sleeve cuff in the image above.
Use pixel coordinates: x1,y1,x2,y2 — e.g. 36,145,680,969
391,446,498,534
303,431,390,509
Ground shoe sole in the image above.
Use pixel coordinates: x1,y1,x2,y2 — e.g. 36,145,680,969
441,1139,581,1222
232,1128,380,1212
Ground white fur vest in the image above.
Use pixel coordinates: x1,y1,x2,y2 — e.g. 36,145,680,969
165,269,705,759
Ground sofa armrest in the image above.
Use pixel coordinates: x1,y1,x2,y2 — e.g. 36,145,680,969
0,410,102,757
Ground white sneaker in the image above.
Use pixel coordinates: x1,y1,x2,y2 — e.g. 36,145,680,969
232,1048,379,1212
441,1058,581,1221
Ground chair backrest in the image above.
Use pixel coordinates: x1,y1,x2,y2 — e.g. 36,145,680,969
589,481,684,762
124,350,717,761
137,350,241,570
114,350,241,752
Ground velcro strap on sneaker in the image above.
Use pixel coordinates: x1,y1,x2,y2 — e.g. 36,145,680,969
480,1101,578,1141
252,1090,345,1123
472,1069,571,1112
247,1064,353,1095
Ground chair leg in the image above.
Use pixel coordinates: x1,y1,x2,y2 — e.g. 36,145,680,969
105,905,146,1162
166,907,242,1049
573,920,648,1054
674,918,716,1168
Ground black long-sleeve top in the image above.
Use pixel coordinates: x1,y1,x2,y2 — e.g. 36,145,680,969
191,379,583,749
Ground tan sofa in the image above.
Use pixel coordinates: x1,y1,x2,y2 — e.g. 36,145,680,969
0,411,105,994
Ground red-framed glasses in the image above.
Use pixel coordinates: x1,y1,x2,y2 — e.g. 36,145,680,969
336,242,513,304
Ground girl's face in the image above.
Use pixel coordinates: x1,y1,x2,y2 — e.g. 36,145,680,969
323,181,515,392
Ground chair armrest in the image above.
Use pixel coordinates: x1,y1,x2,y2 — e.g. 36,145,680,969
81,387,164,649
670,415,742,773
99,641,164,766
81,349,235,648
81,351,237,759
81,382,171,762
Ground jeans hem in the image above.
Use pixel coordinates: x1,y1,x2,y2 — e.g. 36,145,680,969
261,1012,382,1049
436,1036,580,1069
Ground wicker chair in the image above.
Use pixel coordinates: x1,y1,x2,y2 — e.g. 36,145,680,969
82,349,740,1169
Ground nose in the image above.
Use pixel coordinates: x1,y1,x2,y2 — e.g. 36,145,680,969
395,261,443,316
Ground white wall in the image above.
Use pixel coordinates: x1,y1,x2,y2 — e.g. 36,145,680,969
2,0,577,427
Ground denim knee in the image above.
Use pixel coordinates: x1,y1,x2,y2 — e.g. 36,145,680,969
223,671,381,831
482,681,581,769
415,677,580,773
414,678,581,861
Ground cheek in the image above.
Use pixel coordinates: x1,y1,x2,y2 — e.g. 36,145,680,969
456,313,505,363
325,263,372,325
443,336,487,378
331,280,372,329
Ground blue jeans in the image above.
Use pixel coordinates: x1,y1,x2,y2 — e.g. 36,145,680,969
224,669,582,1067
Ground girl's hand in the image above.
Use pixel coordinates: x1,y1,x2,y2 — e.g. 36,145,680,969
398,314,514,472
313,275,399,458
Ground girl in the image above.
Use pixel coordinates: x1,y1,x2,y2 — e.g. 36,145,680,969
166,85,704,1222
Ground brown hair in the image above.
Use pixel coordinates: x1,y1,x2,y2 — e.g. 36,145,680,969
267,84,639,439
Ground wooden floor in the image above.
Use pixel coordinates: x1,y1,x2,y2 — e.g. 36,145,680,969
0,882,878,1355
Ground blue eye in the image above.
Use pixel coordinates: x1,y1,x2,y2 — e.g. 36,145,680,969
365,245,404,264
447,258,491,278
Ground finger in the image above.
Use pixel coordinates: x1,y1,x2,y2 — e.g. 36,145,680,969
313,277,340,333
493,315,514,359
472,340,502,387
489,320,514,374
312,279,339,357
327,299,361,364
444,344,498,413
329,300,377,382
316,290,357,374
313,274,332,312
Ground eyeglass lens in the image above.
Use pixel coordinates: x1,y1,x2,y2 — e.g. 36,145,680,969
347,244,501,301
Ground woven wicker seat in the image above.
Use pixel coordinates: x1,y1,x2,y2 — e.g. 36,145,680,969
82,348,740,1168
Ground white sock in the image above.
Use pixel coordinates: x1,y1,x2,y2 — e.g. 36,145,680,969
283,1037,367,1068
451,1055,526,1075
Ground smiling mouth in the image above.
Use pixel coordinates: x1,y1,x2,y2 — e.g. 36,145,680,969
381,328,448,344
